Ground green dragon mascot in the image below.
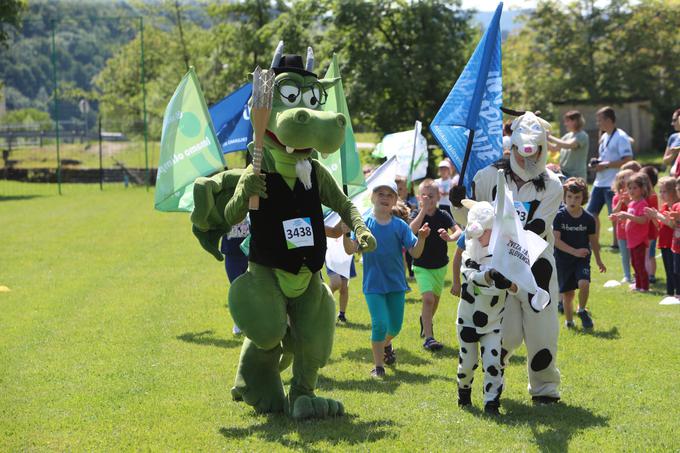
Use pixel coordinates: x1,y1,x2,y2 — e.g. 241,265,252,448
190,42,376,419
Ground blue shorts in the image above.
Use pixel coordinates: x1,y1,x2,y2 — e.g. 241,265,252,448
556,255,591,293
327,260,356,280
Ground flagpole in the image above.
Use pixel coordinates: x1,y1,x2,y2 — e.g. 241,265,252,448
407,120,420,191
458,129,475,185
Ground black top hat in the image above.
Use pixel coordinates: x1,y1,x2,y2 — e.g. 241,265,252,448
272,54,317,78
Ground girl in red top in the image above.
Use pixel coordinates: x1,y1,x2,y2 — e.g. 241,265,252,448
611,172,651,291
645,176,678,296
642,166,659,283
611,169,634,283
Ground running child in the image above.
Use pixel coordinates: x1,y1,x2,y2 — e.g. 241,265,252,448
456,200,517,415
344,180,430,378
410,179,462,350
553,178,606,329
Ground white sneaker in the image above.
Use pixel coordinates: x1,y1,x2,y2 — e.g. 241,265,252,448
232,325,242,335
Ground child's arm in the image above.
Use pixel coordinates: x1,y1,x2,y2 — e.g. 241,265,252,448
409,208,426,234
438,223,463,242
451,247,463,296
325,222,349,239
554,231,589,258
343,234,359,255
617,211,648,224
589,233,606,273
408,223,431,259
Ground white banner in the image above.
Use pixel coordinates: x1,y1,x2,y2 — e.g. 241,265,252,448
489,169,549,311
325,236,353,278
374,129,428,181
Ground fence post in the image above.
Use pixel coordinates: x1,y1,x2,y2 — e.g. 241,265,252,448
140,16,149,191
51,19,62,195
99,116,103,191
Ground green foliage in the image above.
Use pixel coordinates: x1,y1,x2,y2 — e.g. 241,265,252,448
0,186,679,450
503,0,680,148
0,107,51,130
0,0,26,47
320,0,474,134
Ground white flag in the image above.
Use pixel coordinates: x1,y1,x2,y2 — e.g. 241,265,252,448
324,156,398,227
374,130,428,181
325,236,353,278
489,169,550,311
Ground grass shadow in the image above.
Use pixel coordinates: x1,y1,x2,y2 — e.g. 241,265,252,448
317,368,454,394
0,194,43,201
219,414,398,451
336,320,371,331
404,295,420,304
508,354,526,365
340,346,432,366
576,326,620,340
490,399,609,453
176,330,242,349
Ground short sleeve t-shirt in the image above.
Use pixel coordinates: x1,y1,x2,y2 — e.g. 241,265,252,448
553,207,596,259
594,129,634,188
626,199,650,249
613,193,628,240
558,130,589,180
672,202,680,253
413,208,455,269
658,202,674,249
360,215,418,294
435,177,453,207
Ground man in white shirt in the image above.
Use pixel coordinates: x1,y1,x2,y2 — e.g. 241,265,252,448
585,107,633,246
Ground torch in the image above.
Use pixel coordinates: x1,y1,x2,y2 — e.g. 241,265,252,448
249,66,275,210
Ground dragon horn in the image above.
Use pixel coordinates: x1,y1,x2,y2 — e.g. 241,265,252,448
271,40,284,69
305,47,314,72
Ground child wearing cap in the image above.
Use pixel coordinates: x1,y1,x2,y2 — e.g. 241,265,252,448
435,159,455,217
410,179,462,351
344,180,430,378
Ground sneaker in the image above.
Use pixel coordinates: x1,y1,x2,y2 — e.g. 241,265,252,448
484,401,500,415
384,344,397,365
232,325,242,335
532,395,560,405
649,276,657,284
337,312,347,323
577,310,594,329
557,301,564,314
370,366,386,378
621,277,632,284
423,337,443,351
565,320,575,329
458,388,472,407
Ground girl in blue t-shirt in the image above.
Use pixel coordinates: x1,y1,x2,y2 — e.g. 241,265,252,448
344,181,430,378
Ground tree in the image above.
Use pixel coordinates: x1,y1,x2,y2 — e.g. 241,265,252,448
0,0,26,48
320,0,474,135
503,0,680,148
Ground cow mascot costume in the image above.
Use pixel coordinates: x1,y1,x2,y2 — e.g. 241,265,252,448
451,112,562,403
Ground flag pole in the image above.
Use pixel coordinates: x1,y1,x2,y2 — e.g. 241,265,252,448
407,120,420,192
458,129,475,185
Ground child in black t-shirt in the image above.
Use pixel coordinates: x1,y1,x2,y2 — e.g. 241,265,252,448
553,178,606,329
410,179,462,350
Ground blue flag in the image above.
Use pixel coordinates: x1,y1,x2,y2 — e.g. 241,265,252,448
209,83,253,154
431,2,503,193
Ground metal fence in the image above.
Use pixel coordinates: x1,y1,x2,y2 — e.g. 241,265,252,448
0,14,151,197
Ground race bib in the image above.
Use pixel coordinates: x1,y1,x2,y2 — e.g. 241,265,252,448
283,217,314,249
514,201,531,225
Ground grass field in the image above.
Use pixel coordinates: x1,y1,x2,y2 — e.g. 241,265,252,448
1,183,679,451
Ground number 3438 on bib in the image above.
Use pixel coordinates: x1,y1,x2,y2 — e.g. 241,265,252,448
283,217,315,249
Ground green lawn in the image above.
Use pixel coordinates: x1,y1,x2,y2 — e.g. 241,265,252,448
1,183,679,451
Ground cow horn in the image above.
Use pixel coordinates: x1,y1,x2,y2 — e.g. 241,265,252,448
305,47,314,72
271,40,284,69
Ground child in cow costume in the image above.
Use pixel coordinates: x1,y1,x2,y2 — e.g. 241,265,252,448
451,112,562,403
456,200,518,415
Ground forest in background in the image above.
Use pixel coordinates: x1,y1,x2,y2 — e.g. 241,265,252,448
1,0,679,149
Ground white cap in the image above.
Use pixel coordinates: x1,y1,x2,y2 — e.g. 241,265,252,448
438,160,452,169
373,180,398,195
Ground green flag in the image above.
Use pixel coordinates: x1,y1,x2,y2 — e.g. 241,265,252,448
154,68,225,212
319,54,366,198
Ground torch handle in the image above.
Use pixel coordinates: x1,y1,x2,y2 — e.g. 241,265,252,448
249,145,263,210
